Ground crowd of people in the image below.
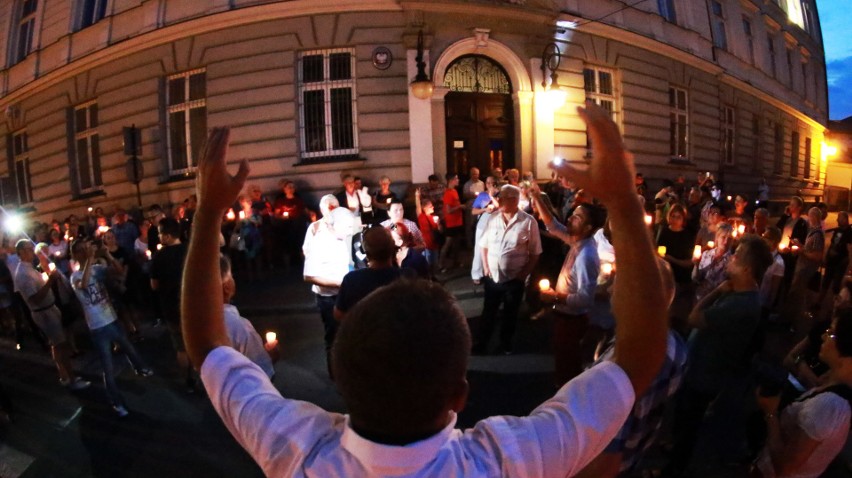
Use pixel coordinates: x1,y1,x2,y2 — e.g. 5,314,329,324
1,101,851,477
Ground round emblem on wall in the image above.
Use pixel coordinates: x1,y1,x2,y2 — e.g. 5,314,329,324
372,47,392,70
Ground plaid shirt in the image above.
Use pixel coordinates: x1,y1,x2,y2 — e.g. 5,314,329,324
598,330,688,473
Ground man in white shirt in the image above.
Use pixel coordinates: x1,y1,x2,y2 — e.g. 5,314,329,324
180,103,668,478
303,195,354,374
474,184,542,355
14,239,89,390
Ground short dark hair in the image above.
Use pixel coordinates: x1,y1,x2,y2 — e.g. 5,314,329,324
14,239,31,254
445,173,457,181
158,217,181,238
736,234,774,284
576,203,606,232
834,307,852,357
332,279,470,441
362,226,396,263
427,174,439,182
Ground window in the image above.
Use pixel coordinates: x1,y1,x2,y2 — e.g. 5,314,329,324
658,0,677,22
773,122,784,174
669,86,689,159
786,48,795,87
77,0,108,30
722,106,735,166
802,1,816,37
14,0,37,64
583,67,617,119
166,69,207,175
298,49,358,161
790,131,800,176
72,102,102,193
803,137,812,178
767,34,777,78
710,1,728,50
742,18,755,64
801,62,809,100
11,131,32,205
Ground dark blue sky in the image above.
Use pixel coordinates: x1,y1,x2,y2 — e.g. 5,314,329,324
817,0,851,120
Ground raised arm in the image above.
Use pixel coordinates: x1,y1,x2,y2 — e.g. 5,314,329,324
182,128,250,368
550,102,667,395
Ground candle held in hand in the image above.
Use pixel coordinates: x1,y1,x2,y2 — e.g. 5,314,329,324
693,245,702,260
601,263,614,275
283,211,289,218
41,272,49,282
265,332,277,344
707,241,715,249
226,209,235,221
737,224,746,235
538,279,550,291
644,214,653,226
386,198,392,204
657,246,667,257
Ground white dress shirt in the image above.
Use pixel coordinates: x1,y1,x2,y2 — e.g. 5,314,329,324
202,346,634,478
481,210,542,283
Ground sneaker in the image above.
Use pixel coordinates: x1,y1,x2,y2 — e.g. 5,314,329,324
135,368,154,378
61,377,91,390
112,404,129,418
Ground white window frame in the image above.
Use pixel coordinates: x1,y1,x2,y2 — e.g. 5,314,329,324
722,106,735,166
76,0,109,31
73,101,102,193
584,66,618,156
12,130,32,206
166,68,207,175
669,86,689,160
14,0,38,64
297,48,359,161
710,1,728,50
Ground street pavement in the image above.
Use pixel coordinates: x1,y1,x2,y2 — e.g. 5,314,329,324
0,266,560,478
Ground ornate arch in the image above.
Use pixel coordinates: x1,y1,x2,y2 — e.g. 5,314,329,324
433,37,532,93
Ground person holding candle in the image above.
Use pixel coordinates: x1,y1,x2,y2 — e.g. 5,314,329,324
727,194,753,234
657,205,697,333
692,223,733,301
760,226,786,318
218,254,276,379
272,180,309,270
13,239,90,391
529,186,602,381
379,200,425,250
695,204,723,251
776,196,809,292
70,239,153,417
415,189,441,275
180,102,669,477
390,222,429,280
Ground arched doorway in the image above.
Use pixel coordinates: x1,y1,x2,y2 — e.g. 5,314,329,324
443,55,514,178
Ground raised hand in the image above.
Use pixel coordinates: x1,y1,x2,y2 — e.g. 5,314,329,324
549,102,634,207
196,127,250,214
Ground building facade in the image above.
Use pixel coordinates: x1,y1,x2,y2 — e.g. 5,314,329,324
0,0,828,220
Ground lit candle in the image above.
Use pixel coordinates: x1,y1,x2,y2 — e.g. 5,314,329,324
386,198,392,204
87,207,93,212
601,263,613,275
265,331,277,344
71,262,80,272
791,244,800,252
644,214,653,226
657,246,667,257
779,238,789,251
226,209,235,221
145,250,152,259
727,195,732,201
693,245,702,260
433,215,439,225
48,263,56,272
64,233,70,241
54,251,61,257
737,224,746,235
97,225,109,234
707,241,715,249
732,229,738,238
238,211,246,220
41,272,49,282
538,279,550,291
283,211,290,218
156,244,163,251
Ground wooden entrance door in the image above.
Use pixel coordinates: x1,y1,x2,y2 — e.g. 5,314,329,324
445,92,514,178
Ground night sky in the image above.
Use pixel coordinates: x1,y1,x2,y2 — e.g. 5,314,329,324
817,0,851,120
